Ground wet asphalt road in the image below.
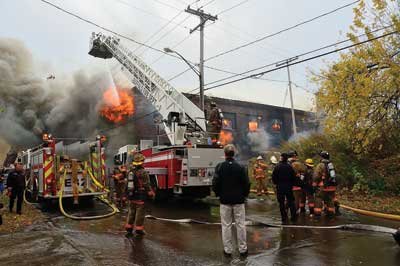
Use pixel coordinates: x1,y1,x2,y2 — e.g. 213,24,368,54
0,197,400,266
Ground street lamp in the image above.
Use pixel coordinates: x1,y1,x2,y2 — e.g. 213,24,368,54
164,47,204,111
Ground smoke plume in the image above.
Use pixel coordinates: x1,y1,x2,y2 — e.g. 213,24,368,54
0,38,110,149
247,128,271,152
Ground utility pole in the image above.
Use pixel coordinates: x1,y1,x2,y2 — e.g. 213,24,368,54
276,56,299,135
185,6,218,112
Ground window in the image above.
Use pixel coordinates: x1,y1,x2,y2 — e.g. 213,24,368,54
222,112,237,129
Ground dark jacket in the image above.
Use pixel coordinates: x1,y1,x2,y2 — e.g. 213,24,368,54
272,162,296,191
127,166,151,201
212,158,250,205
6,170,25,190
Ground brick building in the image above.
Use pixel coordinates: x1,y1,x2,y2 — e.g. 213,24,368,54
105,89,316,160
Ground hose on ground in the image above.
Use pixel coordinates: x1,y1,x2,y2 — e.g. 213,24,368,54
145,215,400,246
59,169,119,220
251,189,400,222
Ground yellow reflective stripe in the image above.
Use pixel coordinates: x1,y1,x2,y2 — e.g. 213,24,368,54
44,157,54,178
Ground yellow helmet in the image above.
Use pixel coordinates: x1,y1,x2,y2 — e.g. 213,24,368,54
132,153,145,166
305,158,314,167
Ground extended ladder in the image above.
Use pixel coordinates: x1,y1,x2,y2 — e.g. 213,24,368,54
89,32,206,145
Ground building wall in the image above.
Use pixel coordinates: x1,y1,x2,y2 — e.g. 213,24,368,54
113,89,315,156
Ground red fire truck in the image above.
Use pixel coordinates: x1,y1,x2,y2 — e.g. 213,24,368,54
21,134,107,202
90,33,226,199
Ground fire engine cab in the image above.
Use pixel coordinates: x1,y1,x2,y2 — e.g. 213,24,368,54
90,32,225,199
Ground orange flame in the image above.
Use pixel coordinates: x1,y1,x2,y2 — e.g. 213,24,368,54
248,121,258,132
219,130,233,145
100,87,135,123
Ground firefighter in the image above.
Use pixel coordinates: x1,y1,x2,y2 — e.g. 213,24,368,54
303,159,315,215
125,153,155,238
253,156,267,196
272,152,297,223
6,163,25,214
112,162,127,208
288,151,307,213
313,151,337,216
208,102,222,144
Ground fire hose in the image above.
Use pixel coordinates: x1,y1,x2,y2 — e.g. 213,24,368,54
250,189,400,222
58,169,119,220
145,214,400,246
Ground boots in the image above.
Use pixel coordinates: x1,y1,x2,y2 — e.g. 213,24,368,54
125,228,134,238
335,203,341,216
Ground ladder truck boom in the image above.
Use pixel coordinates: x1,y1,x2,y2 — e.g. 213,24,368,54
88,32,207,145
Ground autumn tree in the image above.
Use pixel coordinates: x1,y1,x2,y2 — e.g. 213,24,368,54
314,0,400,156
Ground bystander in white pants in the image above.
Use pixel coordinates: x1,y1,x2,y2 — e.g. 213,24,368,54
220,204,247,254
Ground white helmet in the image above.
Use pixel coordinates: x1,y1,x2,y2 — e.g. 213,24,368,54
270,156,278,165
257,156,263,160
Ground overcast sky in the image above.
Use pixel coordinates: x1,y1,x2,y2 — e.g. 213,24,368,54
0,0,358,110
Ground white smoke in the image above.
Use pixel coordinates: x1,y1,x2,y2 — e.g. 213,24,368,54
288,130,314,142
247,128,272,152
0,38,111,148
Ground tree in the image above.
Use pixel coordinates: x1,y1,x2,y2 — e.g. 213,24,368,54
313,0,400,156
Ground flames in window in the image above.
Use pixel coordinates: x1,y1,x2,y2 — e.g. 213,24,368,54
248,121,258,132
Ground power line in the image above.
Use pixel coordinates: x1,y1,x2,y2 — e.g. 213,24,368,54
217,0,251,15
39,0,180,58
201,24,392,88
111,0,190,30
204,29,398,91
139,15,192,56
205,0,360,62
134,11,185,54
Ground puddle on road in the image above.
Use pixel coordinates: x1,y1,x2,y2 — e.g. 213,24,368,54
0,198,399,266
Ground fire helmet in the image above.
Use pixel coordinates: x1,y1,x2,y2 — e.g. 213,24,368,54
270,156,278,165
132,153,145,166
320,151,330,160
305,158,314,167
257,156,263,160
287,150,298,158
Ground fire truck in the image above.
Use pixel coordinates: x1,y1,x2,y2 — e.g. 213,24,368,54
89,32,225,199
21,134,107,202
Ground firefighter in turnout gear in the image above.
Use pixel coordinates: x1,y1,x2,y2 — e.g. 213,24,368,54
112,163,127,208
288,151,307,213
125,153,155,238
253,156,267,196
303,159,315,215
313,151,338,216
208,102,223,144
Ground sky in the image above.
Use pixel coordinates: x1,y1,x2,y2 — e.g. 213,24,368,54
0,0,358,111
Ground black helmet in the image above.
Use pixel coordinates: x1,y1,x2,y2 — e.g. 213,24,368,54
287,150,298,158
320,151,330,160
280,152,289,161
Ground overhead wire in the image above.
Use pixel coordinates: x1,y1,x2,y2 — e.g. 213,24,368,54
204,0,361,62
198,24,393,89
111,0,189,30
133,10,185,54
203,29,398,91
38,0,182,59
216,0,251,15
38,0,255,83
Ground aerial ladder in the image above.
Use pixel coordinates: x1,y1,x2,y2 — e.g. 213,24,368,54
88,32,207,146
